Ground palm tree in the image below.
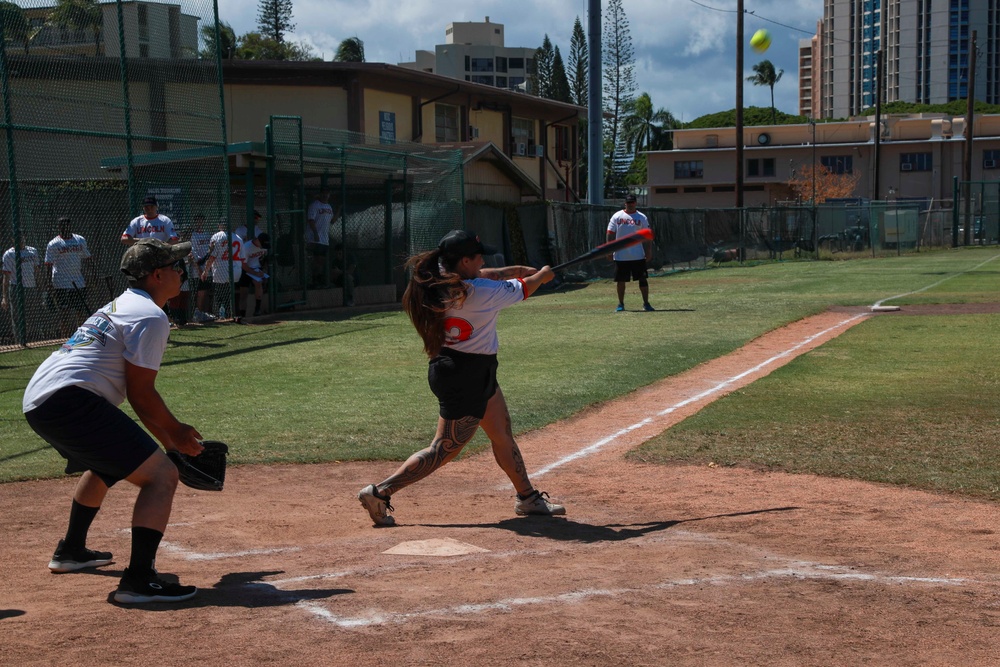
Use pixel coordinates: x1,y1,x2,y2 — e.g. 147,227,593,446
200,20,236,60
620,92,678,155
334,36,364,62
48,0,102,56
747,60,784,125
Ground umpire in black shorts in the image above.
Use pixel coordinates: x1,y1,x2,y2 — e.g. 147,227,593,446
607,194,655,312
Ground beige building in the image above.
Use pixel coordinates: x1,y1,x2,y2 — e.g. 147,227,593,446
646,114,1000,208
222,60,584,203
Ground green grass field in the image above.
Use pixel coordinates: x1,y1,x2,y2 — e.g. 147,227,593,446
2,247,998,498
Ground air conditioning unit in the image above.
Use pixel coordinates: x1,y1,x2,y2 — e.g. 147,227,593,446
469,126,479,139
516,142,526,156
535,144,544,157
900,163,913,171
984,160,997,169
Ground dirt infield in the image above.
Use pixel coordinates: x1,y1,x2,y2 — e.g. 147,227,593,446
2,308,999,666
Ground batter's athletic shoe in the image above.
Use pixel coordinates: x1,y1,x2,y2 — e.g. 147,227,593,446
643,303,655,312
515,490,566,516
615,303,625,312
114,568,197,604
48,540,113,573
358,484,395,526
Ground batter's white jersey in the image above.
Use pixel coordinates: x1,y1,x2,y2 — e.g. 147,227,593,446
208,231,244,282
443,277,527,355
2,246,41,287
45,234,91,288
22,288,170,411
607,209,650,261
306,199,334,245
122,213,178,243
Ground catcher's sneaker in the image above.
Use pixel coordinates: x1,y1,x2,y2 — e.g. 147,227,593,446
357,484,395,526
515,490,566,516
114,568,197,604
48,540,113,573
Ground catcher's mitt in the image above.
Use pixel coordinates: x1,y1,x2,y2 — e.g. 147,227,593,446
167,440,229,491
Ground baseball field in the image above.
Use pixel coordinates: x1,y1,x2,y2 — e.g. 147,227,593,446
1,248,998,665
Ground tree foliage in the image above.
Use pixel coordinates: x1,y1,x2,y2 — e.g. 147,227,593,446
256,0,294,44
602,0,636,197
549,45,571,103
532,34,554,98
334,36,365,62
568,16,588,107
747,60,783,125
786,163,861,203
621,92,678,155
200,20,237,60
236,31,315,61
48,0,101,56
686,106,808,128
0,1,30,53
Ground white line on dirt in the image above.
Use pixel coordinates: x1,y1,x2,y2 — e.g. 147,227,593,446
158,540,302,561
532,313,868,477
294,559,976,628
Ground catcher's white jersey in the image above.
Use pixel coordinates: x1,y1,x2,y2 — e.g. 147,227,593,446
122,214,178,243
442,277,527,355
607,209,649,261
23,288,170,411
45,234,91,288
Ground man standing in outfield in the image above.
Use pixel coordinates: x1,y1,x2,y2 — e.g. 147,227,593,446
121,196,179,246
607,194,654,312
23,238,203,603
44,217,92,338
306,188,336,286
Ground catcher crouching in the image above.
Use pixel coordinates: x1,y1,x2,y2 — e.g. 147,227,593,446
23,238,206,604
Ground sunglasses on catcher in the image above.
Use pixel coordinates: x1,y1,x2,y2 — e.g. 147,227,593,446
158,259,188,282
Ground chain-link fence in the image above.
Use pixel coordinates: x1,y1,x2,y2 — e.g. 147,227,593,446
1,0,227,351
954,180,1000,246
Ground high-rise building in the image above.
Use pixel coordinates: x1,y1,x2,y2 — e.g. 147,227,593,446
813,0,997,119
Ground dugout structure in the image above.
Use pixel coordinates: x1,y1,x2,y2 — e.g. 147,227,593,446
0,0,228,351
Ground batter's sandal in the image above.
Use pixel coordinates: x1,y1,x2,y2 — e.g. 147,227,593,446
515,490,566,516
113,568,197,604
358,484,396,526
48,540,113,573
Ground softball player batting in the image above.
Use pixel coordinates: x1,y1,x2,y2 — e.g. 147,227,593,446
358,230,565,526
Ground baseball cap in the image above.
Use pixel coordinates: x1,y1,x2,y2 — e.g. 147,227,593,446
121,238,192,280
141,196,158,206
624,194,637,203
438,229,496,257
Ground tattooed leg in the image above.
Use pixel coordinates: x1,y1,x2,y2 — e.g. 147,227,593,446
378,415,480,496
478,387,533,496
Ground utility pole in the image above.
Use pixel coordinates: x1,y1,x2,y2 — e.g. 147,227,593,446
735,0,744,208
587,0,602,206
962,30,977,246
873,48,883,201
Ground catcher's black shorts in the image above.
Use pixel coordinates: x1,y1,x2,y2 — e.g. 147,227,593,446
614,259,649,284
24,386,159,487
428,348,498,420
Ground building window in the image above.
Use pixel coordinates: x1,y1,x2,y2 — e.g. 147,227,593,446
655,187,678,194
900,152,932,172
821,155,853,174
495,76,508,88
511,117,535,156
509,57,525,69
674,161,704,179
684,186,707,193
464,55,470,71
471,75,493,85
139,44,149,58
747,158,775,177
435,103,459,142
554,125,571,161
496,57,507,73
509,76,525,91
470,58,493,72
525,58,536,74
984,149,1000,169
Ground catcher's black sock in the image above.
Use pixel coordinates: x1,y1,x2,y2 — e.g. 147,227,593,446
63,500,100,549
128,526,164,576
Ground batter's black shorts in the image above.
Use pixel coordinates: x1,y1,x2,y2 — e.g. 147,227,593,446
614,259,649,284
428,348,499,420
24,386,159,487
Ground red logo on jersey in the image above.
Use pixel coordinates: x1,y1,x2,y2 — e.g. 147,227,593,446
443,317,473,345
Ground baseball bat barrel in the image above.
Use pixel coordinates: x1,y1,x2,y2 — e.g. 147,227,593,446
552,228,653,271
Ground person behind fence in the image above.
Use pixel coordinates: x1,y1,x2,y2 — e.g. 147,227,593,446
357,229,565,526
121,196,179,246
607,194,654,312
2,239,43,344
238,232,269,318
201,218,243,320
44,217,93,339
331,243,357,306
22,238,203,604
189,214,215,323
306,188,336,287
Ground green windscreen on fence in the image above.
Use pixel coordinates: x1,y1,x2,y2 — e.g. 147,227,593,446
1,0,227,351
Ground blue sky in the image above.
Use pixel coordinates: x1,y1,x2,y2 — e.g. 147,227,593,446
213,0,824,122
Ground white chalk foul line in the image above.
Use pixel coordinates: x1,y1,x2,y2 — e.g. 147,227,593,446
873,252,1000,308
532,313,867,477
296,560,977,628
158,540,302,561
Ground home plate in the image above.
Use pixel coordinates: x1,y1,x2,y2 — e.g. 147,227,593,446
382,538,490,556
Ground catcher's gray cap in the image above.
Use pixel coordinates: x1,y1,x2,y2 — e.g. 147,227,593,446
121,238,191,280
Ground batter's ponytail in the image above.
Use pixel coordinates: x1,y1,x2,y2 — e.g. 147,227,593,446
402,248,469,357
